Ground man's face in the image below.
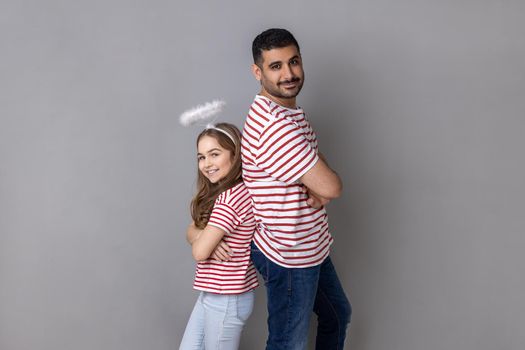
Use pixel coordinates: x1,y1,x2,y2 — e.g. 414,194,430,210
253,45,304,104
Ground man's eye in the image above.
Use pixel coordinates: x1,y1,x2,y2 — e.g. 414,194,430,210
291,59,298,65
271,64,280,70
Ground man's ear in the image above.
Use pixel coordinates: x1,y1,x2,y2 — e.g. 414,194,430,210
251,63,262,81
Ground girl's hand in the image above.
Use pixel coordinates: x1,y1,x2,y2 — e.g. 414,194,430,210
210,240,233,261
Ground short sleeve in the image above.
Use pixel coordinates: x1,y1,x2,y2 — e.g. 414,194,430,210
207,201,240,235
255,118,319,184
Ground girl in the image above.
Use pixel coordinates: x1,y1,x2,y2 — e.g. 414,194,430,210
179,123,258,350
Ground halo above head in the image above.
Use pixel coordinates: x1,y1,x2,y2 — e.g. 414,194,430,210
179,99,226,126
179,99,237,145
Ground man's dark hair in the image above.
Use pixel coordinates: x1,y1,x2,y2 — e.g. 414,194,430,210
252,28,300,66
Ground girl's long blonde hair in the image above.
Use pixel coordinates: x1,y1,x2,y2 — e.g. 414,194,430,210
191,123,243,229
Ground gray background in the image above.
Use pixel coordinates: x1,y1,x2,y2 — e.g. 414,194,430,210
1,0,524,349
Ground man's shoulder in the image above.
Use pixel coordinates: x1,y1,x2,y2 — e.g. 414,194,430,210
250,95,272,110
249,96,293,120
248,95,272,122
249,96,307,129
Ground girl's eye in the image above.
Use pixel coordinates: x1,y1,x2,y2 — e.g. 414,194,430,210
211,153,219,157
197,156,204,161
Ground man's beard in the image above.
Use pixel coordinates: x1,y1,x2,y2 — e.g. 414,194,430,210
263,76,304,99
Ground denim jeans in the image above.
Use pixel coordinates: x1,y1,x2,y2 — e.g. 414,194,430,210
179,290,254,350
251,242,351,350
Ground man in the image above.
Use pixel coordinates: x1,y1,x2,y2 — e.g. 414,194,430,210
241,28,351,350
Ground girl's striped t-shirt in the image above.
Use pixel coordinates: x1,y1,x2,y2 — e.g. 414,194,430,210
193,182,259,294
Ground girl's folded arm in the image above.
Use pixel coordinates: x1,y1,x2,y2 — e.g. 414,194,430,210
188,224,227,261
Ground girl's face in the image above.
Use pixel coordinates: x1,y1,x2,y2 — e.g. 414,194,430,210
197,135,233,184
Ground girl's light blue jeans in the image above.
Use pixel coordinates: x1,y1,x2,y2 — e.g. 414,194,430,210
179,290,254,350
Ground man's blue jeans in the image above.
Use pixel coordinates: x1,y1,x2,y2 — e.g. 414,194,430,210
251,242,351,350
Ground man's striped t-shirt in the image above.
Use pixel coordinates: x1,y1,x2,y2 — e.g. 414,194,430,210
193,182,259,294
241,95,333,268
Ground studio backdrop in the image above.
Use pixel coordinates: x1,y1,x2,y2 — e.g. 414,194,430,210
1,1,524,349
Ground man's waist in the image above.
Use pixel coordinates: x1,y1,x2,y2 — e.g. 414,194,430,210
254,219,329,247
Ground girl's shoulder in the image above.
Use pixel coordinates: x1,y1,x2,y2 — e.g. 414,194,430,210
215,182,251,206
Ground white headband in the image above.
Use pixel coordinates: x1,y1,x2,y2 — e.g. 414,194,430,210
206,123,236,144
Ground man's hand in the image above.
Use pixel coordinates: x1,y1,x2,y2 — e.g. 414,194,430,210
305,188,331,209
209,240,233,261
299,154,342,201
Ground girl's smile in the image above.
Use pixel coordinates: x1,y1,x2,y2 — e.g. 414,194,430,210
197,135,233,184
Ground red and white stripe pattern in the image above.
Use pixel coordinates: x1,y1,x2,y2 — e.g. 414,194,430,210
193,182,259,294
241,95,333,268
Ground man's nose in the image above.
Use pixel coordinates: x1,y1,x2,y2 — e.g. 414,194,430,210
282,64,294,80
